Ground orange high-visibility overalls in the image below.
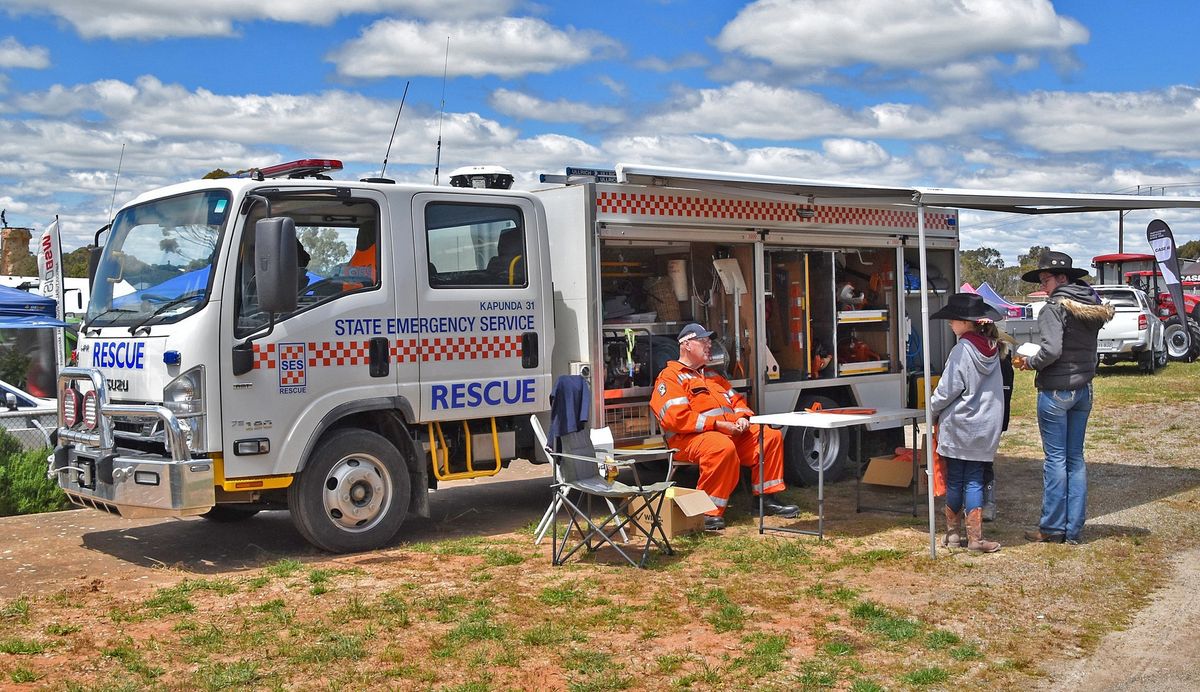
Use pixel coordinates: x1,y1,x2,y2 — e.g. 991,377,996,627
649,360,786,516
343,246,377,290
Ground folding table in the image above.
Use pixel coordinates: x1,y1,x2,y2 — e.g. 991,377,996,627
749,407,924,539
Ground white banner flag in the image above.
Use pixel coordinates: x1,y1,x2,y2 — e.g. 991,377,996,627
37,216,66,379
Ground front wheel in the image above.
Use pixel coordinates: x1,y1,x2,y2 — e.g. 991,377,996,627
288,429,411,553
784,394,850,486
1164,317,1200,362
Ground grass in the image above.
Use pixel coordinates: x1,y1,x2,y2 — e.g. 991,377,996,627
1,362,1197,689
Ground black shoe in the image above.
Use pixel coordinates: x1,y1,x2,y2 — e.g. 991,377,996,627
1023,529,1065,543
756,495,800,519
704,515,726,531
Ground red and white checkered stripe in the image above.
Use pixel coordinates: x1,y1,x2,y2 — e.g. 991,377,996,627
392,338,421,363
597,191,954,230
252,343,276,370
279,344,306,385
811,205,954,230
254,335,523,369
421,335,522,361
308,341,369,367
598,192,798,221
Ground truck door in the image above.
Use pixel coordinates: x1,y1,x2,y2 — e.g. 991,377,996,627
220,190,403,479
411,193,550,421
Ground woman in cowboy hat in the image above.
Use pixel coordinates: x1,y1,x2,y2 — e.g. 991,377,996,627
1018,250,1113,545
928,293,1008,552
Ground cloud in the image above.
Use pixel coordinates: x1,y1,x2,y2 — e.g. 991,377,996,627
490,88,624,125
715,0,1087,71
0,37,49,69
646,81,854,139
0,0,511,40
635,52,707,73
329,17,621,78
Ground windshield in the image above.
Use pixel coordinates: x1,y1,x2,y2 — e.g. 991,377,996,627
86,190,230,328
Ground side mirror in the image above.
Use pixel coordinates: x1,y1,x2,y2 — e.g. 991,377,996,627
87,246,102,290
255,217,299,315
5,393,17,411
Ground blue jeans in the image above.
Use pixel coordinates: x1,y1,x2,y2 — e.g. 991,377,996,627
1037,385,1093,540
944,457,985,514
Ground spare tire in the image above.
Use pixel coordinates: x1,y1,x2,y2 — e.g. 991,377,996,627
783,394,850,486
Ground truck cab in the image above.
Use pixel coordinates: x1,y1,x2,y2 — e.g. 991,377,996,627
53,162,553,552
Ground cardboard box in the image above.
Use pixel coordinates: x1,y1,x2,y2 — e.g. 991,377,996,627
862,453,927,492
630,486,717,538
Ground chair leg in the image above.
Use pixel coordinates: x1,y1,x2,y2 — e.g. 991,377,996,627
534,494,561,545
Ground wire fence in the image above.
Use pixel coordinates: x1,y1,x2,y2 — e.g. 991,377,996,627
0,411,56,451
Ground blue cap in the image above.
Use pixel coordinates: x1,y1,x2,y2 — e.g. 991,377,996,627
678,322,714,343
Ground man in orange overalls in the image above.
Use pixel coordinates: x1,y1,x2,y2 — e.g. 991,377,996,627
650,323,798,531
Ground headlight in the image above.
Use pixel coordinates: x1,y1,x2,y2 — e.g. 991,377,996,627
164,366,205,415
164,366,206,451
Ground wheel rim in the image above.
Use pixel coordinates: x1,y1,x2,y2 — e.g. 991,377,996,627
1166,324,1189,358
800,427,842,473
321,453,392,533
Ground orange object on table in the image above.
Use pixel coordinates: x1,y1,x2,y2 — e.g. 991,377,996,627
804,401,877,415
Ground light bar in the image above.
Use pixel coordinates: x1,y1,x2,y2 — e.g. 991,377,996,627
258,159,343,179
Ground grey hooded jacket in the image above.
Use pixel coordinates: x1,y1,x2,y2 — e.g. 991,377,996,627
929,337,1003,462
1028,283,1115,391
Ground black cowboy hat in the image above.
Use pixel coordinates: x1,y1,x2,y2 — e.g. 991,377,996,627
930,292,1003,322
1020,250,1088,283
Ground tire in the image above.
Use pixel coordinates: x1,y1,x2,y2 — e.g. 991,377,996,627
288,429,411,553
784,394,850,487
1164,317,1200,362
200,505,261,522
1137,349,1153,374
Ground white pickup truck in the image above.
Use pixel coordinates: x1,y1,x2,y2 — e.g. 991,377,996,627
1094,285,1167,373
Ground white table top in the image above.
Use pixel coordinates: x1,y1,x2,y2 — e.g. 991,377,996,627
749,407,925,429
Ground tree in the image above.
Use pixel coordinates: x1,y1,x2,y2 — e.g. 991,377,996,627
63,247,91,278
1177,238,1200,260
960,247,1004,287
298,227,350,275
960,247,1023,300
1017,245,1052,272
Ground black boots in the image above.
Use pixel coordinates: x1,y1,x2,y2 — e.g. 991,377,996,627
755,495,800,519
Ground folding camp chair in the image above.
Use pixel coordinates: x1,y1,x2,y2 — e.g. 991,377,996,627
530,415,676,568
533,426,631,545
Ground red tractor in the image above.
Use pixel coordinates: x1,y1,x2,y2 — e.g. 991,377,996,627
1093,253,1200,362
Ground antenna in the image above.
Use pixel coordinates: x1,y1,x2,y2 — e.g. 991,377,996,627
379,80,410,179
433,36,450,185
106,143,126,223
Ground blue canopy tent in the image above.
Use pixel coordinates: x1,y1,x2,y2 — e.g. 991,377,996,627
0,285,67,328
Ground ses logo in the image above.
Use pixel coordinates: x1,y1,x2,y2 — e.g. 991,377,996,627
278,343,307,394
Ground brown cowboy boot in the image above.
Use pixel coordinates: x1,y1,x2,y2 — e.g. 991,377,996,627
942,505,965,548
966,508,1000,553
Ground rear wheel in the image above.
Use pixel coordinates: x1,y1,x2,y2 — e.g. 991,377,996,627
784,394,850,486
288,429,411,553
1165,317,1200,362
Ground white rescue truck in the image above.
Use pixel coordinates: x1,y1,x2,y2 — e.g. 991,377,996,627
48,159,979,552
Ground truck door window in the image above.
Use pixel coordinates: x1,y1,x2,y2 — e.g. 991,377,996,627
235,198,380,337
425,202,526,288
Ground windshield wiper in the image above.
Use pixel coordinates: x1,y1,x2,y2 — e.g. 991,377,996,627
129,292,205,336
83,307,137,334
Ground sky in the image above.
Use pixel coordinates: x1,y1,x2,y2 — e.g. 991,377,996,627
2,0,1200,264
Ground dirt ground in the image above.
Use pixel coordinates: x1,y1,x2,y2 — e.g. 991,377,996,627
2,388,1199,689
3,445,1200,689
